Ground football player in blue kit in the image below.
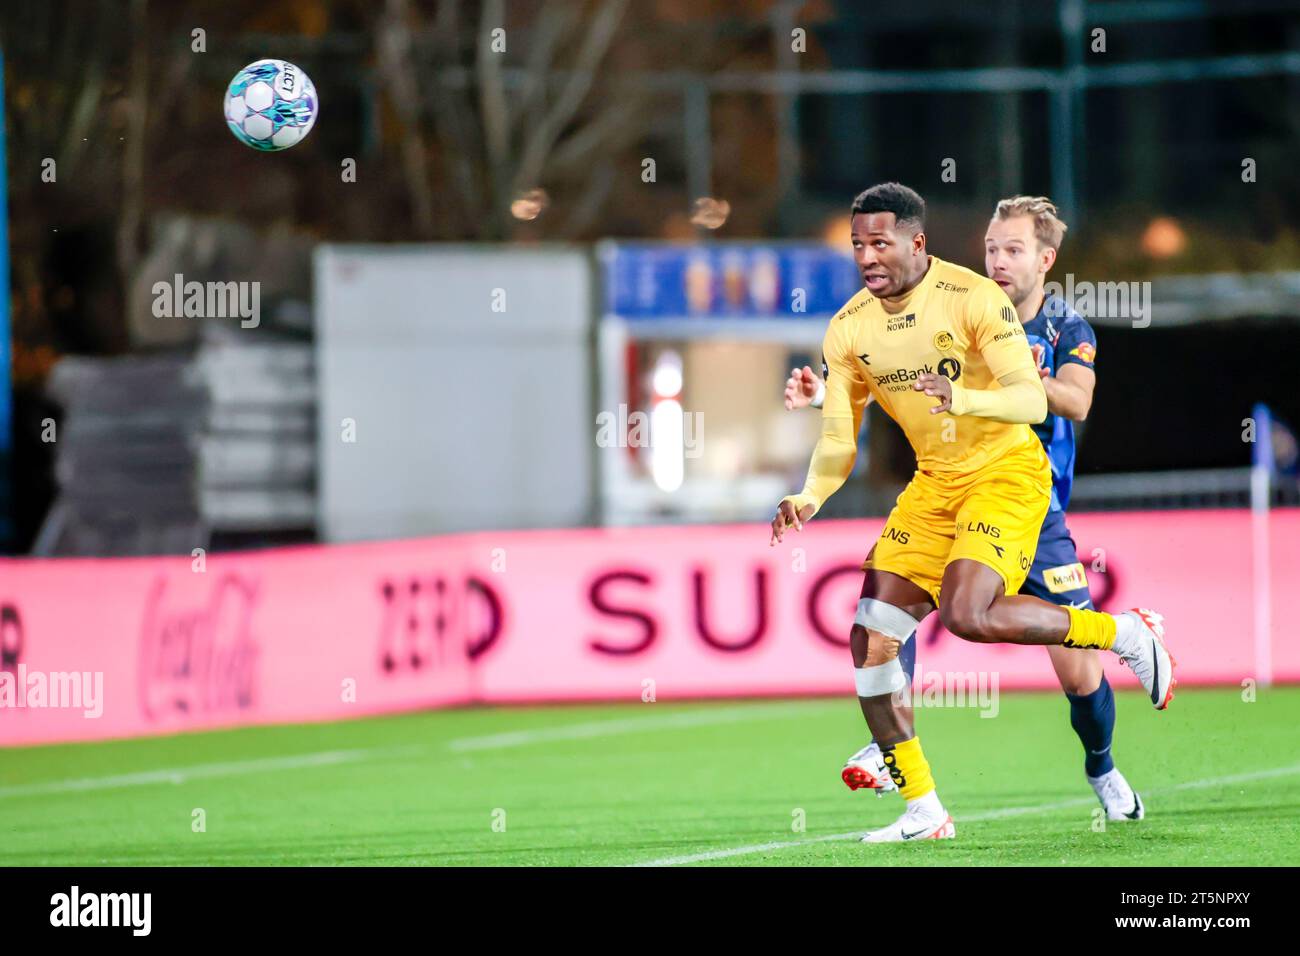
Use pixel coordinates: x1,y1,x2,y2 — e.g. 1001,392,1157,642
784,195,1145,821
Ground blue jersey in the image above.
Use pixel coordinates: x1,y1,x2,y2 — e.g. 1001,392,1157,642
1022,294,1097,513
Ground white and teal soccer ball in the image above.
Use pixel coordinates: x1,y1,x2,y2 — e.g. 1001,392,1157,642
224,59,318,151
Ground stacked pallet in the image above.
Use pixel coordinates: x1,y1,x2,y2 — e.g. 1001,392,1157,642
195,322,316,536
35,323,317,556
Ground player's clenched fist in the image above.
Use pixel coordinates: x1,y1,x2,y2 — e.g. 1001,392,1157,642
914,371,953,414
784,366,821,410
770,499,816,546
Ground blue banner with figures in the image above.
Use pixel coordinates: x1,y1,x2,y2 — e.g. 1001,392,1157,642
601,243,859,320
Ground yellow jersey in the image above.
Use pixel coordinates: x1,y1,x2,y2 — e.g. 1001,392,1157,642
783,255,1049,519
822,255,1044,475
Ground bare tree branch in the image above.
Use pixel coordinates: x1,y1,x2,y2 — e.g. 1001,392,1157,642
558,159,616,239
58,3,110,175
513,0,580,124
116,0,149,284
545,91,651,176
513,0,630,194
476,0,512,237
378,0,437,237
427,0,487,237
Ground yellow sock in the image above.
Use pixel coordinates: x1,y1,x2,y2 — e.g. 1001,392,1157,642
1064,606,1117,649
882,736,935,801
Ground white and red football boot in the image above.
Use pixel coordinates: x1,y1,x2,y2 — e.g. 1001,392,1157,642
860,797,956,843
841,742,897,794
1113,608,1177,710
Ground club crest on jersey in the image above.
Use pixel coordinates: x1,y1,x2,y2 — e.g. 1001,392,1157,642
1069,342,1097,364
933,330,954,352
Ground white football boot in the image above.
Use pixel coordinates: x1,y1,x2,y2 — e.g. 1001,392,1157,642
841,742,897,794
1112,608,1177,710
860,795,956,843
1089,767,1145,821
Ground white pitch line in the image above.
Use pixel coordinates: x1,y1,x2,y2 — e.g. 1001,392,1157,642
446,700,841,752
0,745,423,800
630,798,1094,867
630,762,1300,866
10,705,1290,812
0,701,838,798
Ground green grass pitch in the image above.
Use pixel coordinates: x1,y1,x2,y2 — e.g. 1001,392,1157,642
2,687,1297,866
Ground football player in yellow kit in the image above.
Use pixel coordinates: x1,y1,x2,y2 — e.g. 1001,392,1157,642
769,183,1175,843
786,197,1148,824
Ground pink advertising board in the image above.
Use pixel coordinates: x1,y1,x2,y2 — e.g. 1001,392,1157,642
1,509,1296,745
0,537,476,746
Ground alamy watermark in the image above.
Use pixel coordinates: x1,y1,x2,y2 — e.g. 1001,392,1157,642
1045,273,1151,328
0,665,103,718
50,886,151,936
152,273,260,328
595,403,704,458
892,662,1000,718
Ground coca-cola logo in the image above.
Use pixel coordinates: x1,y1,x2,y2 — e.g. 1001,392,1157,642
138,575,260,722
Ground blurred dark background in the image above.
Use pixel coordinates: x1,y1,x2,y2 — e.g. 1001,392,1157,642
3,0,1299,553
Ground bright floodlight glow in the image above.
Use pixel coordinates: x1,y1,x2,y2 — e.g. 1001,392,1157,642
652,351,683,397
651,400,684,493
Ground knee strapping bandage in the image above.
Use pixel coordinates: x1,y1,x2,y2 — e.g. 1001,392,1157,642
853,598,920,697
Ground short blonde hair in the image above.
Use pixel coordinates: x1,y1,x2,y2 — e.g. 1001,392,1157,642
993,195,1069,251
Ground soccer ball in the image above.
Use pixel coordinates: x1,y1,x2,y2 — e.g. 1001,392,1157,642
224,59,318,151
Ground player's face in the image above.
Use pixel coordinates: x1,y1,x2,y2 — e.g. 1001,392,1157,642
851,212,925,298
984,216,1053,307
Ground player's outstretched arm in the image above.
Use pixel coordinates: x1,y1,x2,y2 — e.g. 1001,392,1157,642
770,412,859,545
1041,362,1095,421
770,330,868,545
1040,322,1098,421
776,410,859,515
916,366,1047,423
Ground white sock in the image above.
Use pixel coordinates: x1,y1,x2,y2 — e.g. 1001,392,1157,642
1088,766,1119,786
906,789,945,819
1109,612,1140,657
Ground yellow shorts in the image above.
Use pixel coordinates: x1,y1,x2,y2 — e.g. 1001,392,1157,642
864,441,1051,606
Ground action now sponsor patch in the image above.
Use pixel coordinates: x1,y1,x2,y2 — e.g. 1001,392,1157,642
1044,562,1088,594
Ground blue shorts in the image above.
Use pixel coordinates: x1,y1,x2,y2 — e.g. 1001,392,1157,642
1019,508,1094,609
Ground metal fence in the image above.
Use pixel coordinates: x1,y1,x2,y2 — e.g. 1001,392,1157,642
1071,467,1300,511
